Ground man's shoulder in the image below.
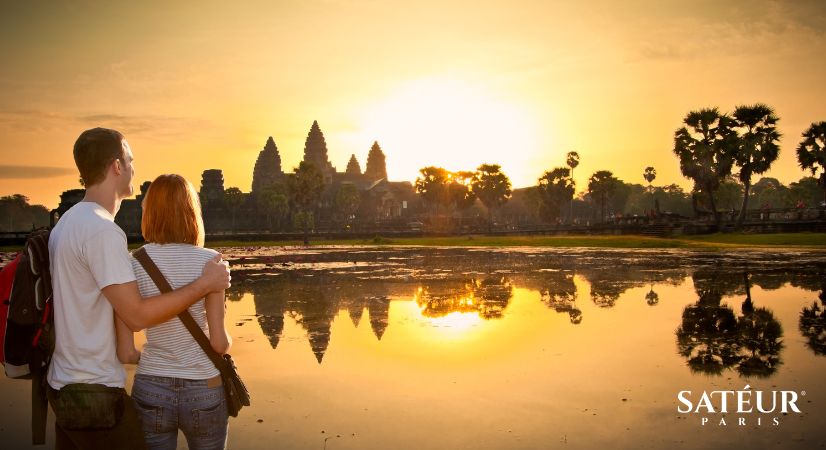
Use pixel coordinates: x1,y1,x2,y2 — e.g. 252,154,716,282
57,203,123,235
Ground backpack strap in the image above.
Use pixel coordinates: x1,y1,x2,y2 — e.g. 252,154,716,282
132,248,227,370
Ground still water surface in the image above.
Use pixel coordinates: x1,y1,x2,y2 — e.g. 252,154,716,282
2,247,825,449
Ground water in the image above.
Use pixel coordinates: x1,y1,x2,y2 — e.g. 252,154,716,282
2,247,825,449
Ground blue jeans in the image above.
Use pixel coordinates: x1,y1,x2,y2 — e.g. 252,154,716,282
132,374,228,450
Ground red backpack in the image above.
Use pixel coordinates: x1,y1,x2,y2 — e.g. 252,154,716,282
0,252,22,364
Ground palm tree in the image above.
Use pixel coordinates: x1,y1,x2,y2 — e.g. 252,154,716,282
587,170,619,223
256,183,288,231
566,151,580,221
643,166,656,213
415,167,476,231
732,104,781,228
224,187,245,232
415,166,450,214
797,121,826,205
537,167,575,223
673,108,737,227
287,161,324,245
471,164,512,232
334,183,361,230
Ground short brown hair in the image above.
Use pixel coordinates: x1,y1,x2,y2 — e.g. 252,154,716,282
73,127,125,186
141,174,205,247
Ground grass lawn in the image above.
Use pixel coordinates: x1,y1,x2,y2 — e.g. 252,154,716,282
202,232,826,250
3,233,825,254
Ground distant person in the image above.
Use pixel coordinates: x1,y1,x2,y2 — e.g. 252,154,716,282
116,174,232,450
48,128,231,450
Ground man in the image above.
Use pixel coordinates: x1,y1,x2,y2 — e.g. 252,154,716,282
47,128,231,449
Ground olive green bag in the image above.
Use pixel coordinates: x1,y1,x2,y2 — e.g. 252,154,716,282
50,383,124,430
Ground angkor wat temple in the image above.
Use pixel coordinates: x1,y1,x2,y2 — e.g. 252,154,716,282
53,121,420,237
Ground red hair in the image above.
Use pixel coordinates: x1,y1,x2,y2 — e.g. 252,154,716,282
141,174,205,247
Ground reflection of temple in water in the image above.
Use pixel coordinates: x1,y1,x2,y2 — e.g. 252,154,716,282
235,275,514,362
241,278,398,363
227,247,826,365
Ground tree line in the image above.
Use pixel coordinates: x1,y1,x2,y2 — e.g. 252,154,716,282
0,194,49,232
414,107,825,229
3,108,824,235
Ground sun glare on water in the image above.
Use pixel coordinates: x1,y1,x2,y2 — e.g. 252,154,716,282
427,311,484,335
352,78,542,185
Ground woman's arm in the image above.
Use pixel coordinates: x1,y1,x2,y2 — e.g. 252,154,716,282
114,313,141,364
205,289,231,354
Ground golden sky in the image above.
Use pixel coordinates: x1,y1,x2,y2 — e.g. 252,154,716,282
2,0,826,209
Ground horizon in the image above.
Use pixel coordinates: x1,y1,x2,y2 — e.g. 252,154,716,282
2,1,826,210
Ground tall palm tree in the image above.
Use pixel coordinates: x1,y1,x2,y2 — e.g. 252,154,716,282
471,164,512,232
256,183,288,231
732,104,781,228
673,108,737,227
224,187,245,232
537,167,575,223
287,161,324,245
797,121,826,205
587,170,619,223
566,151,580,222
643,166,656,212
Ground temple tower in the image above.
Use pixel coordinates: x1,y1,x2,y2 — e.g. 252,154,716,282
251,136,284,195
303,120,336,183
345,154,362,176
200,169,225,205
364,141,387,181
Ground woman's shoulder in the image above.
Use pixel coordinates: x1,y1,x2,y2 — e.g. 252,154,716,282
141,243,218,261
198,246,220,260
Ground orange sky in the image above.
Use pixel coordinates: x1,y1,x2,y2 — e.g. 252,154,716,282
2,0,826,209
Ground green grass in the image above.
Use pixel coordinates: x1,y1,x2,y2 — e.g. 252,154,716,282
3,233,824,254
203,232,826,250
677,232,826,247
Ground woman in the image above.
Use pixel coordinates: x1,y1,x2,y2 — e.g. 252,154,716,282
116,174,232,450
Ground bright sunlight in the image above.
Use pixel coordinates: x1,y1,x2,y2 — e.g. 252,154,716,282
350,78,542,185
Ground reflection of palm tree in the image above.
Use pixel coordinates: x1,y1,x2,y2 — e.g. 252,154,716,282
737,302,783,377
416,277,514,320
590,283,621,308
539,272,581,324
676,271,783,377
676,287,740,375
799,287,826,356
645,284,659,306
476,277,512,319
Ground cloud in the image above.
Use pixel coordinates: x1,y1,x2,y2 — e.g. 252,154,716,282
0,165,75,179
0,110,211,139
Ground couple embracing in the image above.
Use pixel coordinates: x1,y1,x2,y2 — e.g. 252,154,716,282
48,127,234,449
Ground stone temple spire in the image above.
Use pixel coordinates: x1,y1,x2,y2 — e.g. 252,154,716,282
302,120,335,180
251,136,284,195
364,141,387,181
346,154,362,176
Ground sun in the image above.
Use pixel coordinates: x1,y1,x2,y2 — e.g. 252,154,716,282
350,78,542,186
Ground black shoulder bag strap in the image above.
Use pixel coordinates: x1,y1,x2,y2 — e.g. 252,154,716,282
132,247,227,371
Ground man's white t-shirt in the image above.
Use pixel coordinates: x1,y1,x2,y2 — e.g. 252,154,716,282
47,201,137,390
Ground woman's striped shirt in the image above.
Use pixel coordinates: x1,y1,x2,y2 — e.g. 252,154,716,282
130,243,221,380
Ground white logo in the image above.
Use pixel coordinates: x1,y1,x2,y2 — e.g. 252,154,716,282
676,385,805,426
